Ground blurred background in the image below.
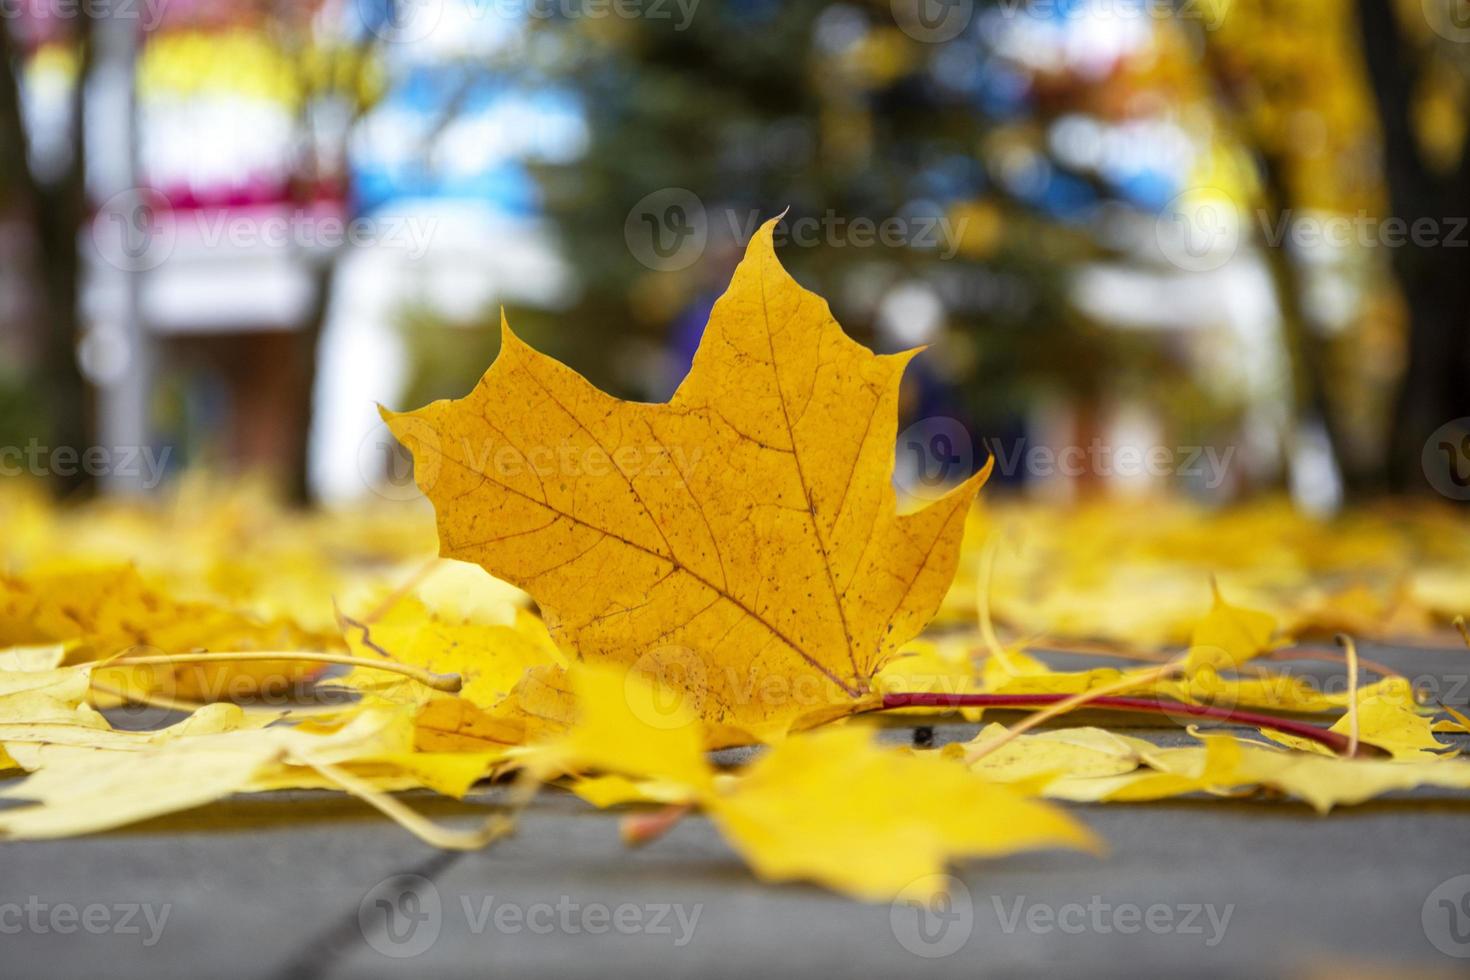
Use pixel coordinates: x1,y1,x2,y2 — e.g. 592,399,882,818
2,0,1469,512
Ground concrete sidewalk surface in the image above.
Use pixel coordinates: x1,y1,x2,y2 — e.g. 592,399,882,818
1,642,1468,979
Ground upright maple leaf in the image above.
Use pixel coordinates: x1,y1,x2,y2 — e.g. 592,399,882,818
385,218,988,736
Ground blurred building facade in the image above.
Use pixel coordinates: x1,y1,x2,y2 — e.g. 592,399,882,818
2,0,1466,508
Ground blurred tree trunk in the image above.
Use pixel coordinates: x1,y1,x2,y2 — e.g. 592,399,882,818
0,21,93,496
1356,0,1470,493
1197,40,1351,497
1254,155,1354,491
284,258,336,504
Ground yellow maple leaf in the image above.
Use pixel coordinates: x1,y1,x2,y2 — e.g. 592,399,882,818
1185,583,1279,672
1040,732,1470,812
0,735,287,839
527,662,713,792
1324,678,1451,761
952,724,1156,782
0,707,389,838
0,652,102,769
0,564,334,700
708,725,1099,901
566,773,698,809
0,706,505,841
321,571,570,755
250,745,502,799
874,637,987,721
1,701,260,766
339,598,564,712
505,663,1095,898
386,218,988,737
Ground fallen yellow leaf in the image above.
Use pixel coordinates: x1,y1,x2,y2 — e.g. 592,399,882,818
1185,583,1280,672
707,725,1099,901
386,218,987,738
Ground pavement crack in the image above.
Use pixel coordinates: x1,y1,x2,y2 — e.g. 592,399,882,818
274,848,466,980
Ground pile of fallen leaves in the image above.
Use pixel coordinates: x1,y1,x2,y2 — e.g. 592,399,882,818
2,219,1469,902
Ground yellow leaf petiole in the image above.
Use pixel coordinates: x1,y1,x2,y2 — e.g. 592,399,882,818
101,651,463,693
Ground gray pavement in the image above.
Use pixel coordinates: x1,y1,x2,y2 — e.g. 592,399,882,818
3,642,1470,979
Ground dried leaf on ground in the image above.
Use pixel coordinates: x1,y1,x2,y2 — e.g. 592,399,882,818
386,218,987,739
